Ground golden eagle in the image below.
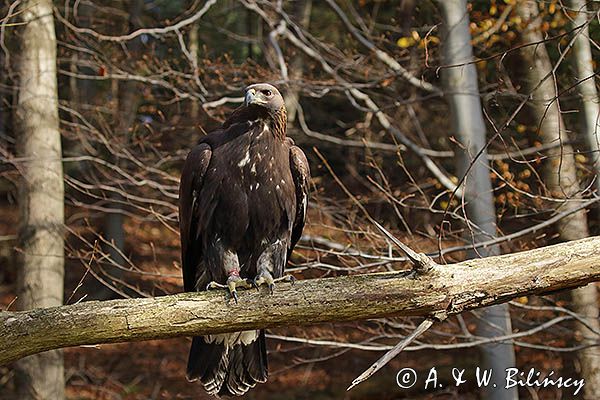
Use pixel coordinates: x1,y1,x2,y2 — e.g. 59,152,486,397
179,83,310,396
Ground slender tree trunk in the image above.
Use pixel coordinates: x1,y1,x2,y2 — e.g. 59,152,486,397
570,0,600,194
189,23,200,122
13,0,65,399
437,2,517,399
571,0,600,399
516,1,600,398
285,0,312,124
569,3,600,394
0,48,11,196
96,0,145,300
96,78,142,300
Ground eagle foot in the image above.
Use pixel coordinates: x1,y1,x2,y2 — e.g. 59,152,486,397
252,273,295,295
206,275,252,304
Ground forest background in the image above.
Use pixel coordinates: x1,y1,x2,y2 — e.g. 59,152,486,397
1,0,600,399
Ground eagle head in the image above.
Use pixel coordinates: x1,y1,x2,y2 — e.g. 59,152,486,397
244,83,285,113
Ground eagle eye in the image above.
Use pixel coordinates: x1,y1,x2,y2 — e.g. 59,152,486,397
262,89,272,97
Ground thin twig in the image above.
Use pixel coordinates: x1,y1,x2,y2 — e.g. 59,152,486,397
347,319,434,391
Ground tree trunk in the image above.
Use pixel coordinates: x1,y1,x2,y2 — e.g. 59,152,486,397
516,1,600,398
189,23,200,122
569,0,600,194
96,0,145,300
13,0,65,399
285,0,312,124
437,2,517,399
569,1,600,394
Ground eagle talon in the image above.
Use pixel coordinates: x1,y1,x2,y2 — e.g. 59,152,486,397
230,289,239,303
206,281,227,290
253,272,295,294
275,274,296,285
252,271,275,292
206,276,252,303
227,275,252,303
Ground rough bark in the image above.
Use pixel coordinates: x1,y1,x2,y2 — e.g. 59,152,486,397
437,2,517,399
13,0,65,398
516,2,600,398
2,236,600,367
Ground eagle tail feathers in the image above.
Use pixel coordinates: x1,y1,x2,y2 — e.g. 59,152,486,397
187,330,268,397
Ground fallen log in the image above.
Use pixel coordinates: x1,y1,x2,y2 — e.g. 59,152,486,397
2,236,599,366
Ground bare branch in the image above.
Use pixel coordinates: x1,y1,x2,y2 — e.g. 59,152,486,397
347,319,434,391
56,0,218,42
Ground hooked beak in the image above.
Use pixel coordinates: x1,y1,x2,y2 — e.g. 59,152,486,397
244,88,263,106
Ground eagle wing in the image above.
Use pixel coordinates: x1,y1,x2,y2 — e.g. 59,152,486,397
287,139,311,260
179,142,212,292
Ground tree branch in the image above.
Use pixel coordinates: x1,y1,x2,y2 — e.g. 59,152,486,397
2,236,600,366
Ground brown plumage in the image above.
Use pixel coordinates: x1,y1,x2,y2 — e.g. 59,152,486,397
179,83,310,397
